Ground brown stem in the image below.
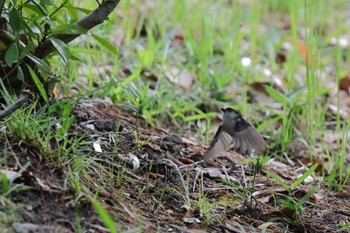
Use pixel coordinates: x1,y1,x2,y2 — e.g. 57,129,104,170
0,90,32,119
35,0,121,59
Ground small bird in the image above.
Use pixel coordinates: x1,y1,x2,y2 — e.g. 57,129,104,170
204,107,265,163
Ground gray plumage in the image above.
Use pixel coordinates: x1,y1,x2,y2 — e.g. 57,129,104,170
204,108,265,163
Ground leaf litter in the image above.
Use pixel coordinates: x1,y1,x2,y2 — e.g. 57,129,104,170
1,98,349,232
3,1,350,232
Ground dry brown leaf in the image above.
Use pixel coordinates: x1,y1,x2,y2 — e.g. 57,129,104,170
146,142,162,151
328,104,349,120
170,28,185,48
276,38,314,65
276,49,287,64
339,75,350,94
258,222,274,231
264,158,296,180
294,38,313,66
178,157,194,164
182,204,201,224
35,177,52,192
148,172,165,179
264,158,290,170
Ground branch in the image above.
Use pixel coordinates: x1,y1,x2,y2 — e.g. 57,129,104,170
0,90,32,119
35,0,121,59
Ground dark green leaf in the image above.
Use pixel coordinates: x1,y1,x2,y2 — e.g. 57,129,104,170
26,54,50,74
0,29,15,47
70,53,83,61
27,65,49,104
9,7,21,33
296,186,317,208
50,37,70,65
263,170,289,190
280,199,296,210
287,86,306,101
63,3,90,22
20,18,37,37
63,4,79,22
56,116,74,138
265,86,290,106
19,42,34,60
22,3,48,16
64,5,92,14
290,163,318,189
256,115,282,131
16,67,24,82
5,43,18,65
92,33,119,55
40,0,53,5
52,24,87,35
61,101,72,118
114,68,141,94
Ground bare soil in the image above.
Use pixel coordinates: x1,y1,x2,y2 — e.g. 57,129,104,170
2,99,350,233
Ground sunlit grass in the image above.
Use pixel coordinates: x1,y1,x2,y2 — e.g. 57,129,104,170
50,0,350,199
1,0,350,231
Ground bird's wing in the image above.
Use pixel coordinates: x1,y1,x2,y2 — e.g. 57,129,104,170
234,119,265,156
203,125,234,162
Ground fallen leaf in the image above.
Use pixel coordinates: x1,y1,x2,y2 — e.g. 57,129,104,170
170,28,185,47
328,104,349,120
35,177,52,191
182,204,201,224
276,38,313,65
339,75,350,94
93,140,102,152
148,172,165,179
264,158,290,171
178,157,194,164
183,217,201,224
258,222,274,231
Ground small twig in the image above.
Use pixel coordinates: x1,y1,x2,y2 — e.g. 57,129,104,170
0,90,32,119
35,0,122,59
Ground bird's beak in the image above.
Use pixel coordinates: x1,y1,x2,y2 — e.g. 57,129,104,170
220,108,226,112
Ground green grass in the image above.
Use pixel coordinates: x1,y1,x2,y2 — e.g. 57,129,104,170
89,3,337,162
2,0,350,231
49,0,350,188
